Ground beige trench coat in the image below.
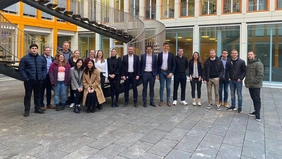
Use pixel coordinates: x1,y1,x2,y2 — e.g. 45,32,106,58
82,69,106,105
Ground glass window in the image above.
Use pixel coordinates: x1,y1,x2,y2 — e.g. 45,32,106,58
161,0,175,18
114,0,124,22
88,0,97,21
180,0,195,17
277,0,282,9
248,0,268,11
130,0,139,18
23,4,36,17
166,28,193,60
101,35,110,58
79,34,96,59
247,24,282,82
201,0,217,15
199,26,240,62
2,3,18,14
145,0,156,20
223,0,241,13
101,0,110,23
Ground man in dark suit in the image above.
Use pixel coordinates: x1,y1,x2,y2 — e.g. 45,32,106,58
122,46,140,107
157,42,176,107
140,45,158,107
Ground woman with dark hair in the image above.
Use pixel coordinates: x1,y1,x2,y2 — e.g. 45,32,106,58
69,50,80,107
189,52,203,106
49,53,71,111
95,50,108,110
71,58,84,113
107,48,122,107
82,60,106,113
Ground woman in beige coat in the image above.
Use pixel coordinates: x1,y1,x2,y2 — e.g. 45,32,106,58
83,60,105,113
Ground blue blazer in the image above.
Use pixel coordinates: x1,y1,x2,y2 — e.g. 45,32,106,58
140,53,158,77
122,54,140,77
188,59,203,77
157,52,176,75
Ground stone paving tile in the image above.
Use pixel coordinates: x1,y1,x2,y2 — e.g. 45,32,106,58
222,131,244,147
266,152,282,159
207,124,229,137
133,125,156,134
93,144,127,159
165,149,192,159
37,149,68,159
265,129,282,141
245,130,264,143
138,152,164,159
87,134,122,150
148,138,178,157
0,141,40,159
176,120,196,130
139,129,168,144
265,139,282,156
164,128,189,141
119,141,154,159
114,132,144,147
155,120,180,132
62,146,99,159
190,146,218,159
10,153,36,159
56,136,95,153
175,135,202,153
242,140,266,159
216,143,242,159
199,134,224,150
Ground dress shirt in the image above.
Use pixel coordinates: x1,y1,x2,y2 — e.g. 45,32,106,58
128,54,134,72
161,51,168,70
144,54,153,72
94,59,108,77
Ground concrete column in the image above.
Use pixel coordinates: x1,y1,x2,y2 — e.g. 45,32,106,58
124,43,128,55
139,0,145,18
95,33,101,50
242,0,247,14
124,0,129,12
174,0,179,19
193,25,200,53
269,0,275,11
240,22,247,62
156,0,161,20
46,31,53,55
84,0,88,18
217,30,222,56
195,0,200,17
71,32,79,51
217,0,222,16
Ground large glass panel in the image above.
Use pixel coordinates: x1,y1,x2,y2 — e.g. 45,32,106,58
161,0,175,18
114,0,124,22
89,0,97,21
248,0,268,11
79,34,96,59
101,0,110,23
201,0,216,15
223,0,241,13
101,35,110,58
199,26,240,62
145,0,156,20
180,0,195,17
2,3,18,14
57,36,71,50
166,28,193,60
247,24,282,82
23,4,36,17
277,0,282,9
130,0,140,18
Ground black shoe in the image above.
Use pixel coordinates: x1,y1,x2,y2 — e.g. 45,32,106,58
150,102,156,107
123,102,128,107
255,114,261,122
74,105,80,113
111,102,114,107
34,109,45,114
60,104,65,110
23,111,29,117
249,111,256,116
238,108,242,113
143,103,147,107
98,104,102,110
134,103,138,108
227,106,236,111
115,101,119,107
55,104,60,111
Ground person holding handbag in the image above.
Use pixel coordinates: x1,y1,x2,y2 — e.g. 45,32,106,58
82,60,106,113
71,59,84,113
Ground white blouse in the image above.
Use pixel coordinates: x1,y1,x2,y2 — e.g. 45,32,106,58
94,59,108,77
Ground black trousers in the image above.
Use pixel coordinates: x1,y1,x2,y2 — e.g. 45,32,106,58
109,75,120,102
249,88,261,115
74,90,83,105
40,74,52,106
173,76,187,101
86,91,97,111
190,78,202,98
98,73,105,108
24,80,42,112
142,72,155,103
124,73,138,103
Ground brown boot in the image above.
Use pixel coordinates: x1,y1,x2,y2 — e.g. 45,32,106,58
40,107,47,111
47,105,55,109
159,101,163,106
224,102,229,108
219,101,222,106
167,101,172,107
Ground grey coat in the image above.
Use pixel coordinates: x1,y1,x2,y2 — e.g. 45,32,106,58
245,58,264,88
71,67,83,90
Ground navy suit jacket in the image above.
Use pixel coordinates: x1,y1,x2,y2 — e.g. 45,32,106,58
122,54,140,77
157,52,176,75
140,53,158,77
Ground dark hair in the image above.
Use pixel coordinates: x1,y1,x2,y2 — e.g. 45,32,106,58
30,44,38,49
56,53,66,67
222,49,228,53
146,45,153,50
190,51,201,62
178,48,183,51
84,60,96,75
163,42,169,46
74,58,84,70
248,51,256,55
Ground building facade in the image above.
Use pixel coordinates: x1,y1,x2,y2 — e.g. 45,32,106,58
2,0,282,84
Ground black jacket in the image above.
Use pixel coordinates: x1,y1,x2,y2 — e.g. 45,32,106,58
107,56,122,76
174,56,188,77
157,52,176,74
188,60,203,77
229,58,246,81
140,53,158,77
122,54,140,77
202,57,224,81
218,56,232,80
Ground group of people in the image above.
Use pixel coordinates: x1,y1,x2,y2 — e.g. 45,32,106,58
19,41,264,122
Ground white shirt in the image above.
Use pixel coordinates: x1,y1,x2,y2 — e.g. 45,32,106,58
94,59,108,77
145,54,153,72
161,52,168,70
128,55,134,72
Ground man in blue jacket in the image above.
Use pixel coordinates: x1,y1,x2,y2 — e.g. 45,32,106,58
19,44,47,117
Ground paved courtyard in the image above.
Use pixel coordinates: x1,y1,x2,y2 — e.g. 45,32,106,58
0,75,282,159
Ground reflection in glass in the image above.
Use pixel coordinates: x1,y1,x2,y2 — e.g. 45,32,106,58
278,0,282,9
201,0,216,15
79,34,96,59
248,0,268,11
114,0,124,22
180,0,195,17
223,0,241,13
145,0,156,20
161,0,175,18
130,0,139,20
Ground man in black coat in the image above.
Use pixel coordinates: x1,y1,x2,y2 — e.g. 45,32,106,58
122,46,140,107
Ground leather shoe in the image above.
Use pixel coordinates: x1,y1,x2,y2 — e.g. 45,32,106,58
159,101,163,106
47,105,55,109
167,101,172,107
34,109,45,114
150,102,156,107
40,107,47,111
23,111,29,117
115,102,119,107
134,103,138,108
123,102,128,107
143,103,147,107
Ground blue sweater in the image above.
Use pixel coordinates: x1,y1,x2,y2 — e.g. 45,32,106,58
19,53,47,81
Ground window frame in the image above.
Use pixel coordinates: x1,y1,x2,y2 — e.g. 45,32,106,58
222,0,242,14
276,0,282,10
200,0,217,16
247,0,269,12
179,0,195,17
160,0,175,19
144,0,156,20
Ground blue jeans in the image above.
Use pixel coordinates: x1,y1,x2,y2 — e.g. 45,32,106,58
230,80,243,108
219,80,229,102
53,81,67,105
159,71,172,102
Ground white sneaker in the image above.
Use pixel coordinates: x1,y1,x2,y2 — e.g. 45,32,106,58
216,105,221,111
173,100,177,106
206,104,212,109
181,101,188,106
192,99,196,106
70,103,75,108
197,101,201,106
